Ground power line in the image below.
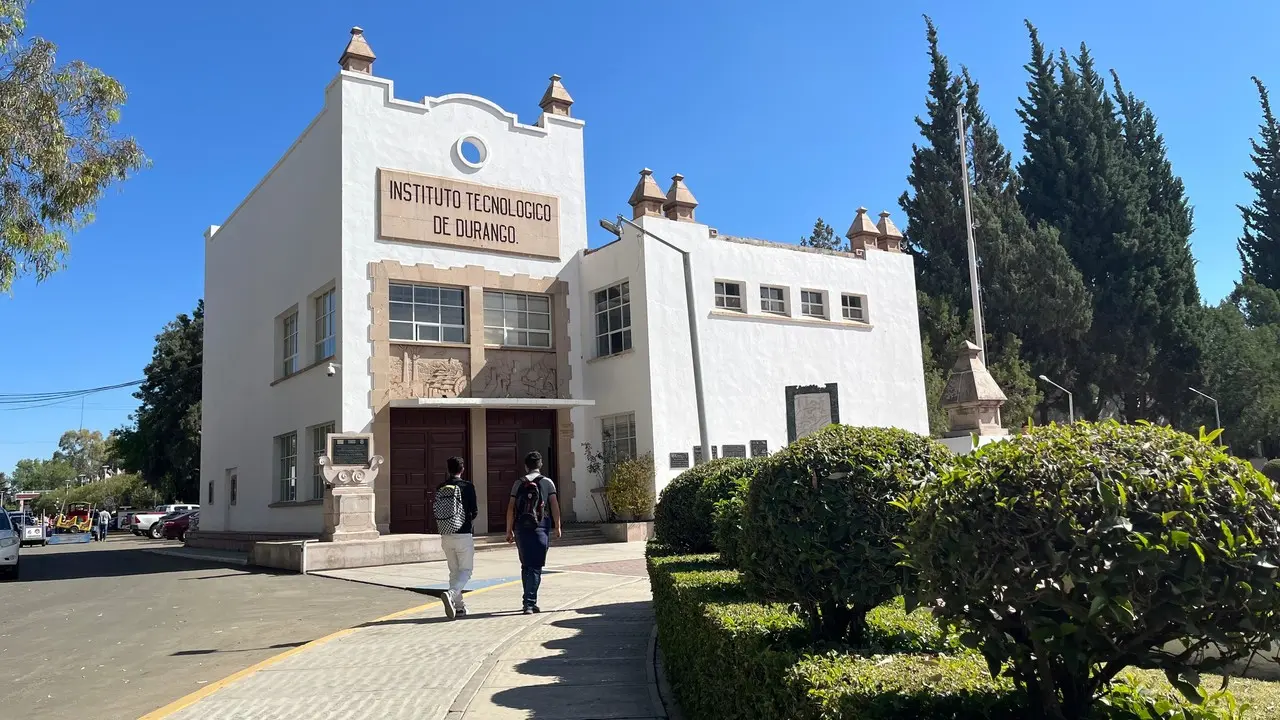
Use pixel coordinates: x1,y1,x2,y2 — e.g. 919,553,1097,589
0,379,144,411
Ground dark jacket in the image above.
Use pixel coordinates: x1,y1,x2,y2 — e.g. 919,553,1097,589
446,477,479,535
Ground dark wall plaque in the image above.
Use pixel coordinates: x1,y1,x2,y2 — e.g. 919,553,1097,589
712,445,719,460
785,383,840,443
723,444,747,458
693,446,703,465
750,440,768,457
669,452,690,469
330,437,371,466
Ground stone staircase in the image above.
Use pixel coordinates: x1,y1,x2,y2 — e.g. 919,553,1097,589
473,523,609,552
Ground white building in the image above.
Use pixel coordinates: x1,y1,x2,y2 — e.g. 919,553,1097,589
196,28,928,544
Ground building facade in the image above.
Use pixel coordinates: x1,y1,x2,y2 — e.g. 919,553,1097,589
197,28,928,540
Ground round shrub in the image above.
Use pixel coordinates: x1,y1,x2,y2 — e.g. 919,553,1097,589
902,421,1280,720
1261,458,1280,484
655,457,759,552
605,453,655,520
740,425,951,644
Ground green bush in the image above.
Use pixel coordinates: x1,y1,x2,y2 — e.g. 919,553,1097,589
1261,459,1280,484
605,453,655,520
740,425,951,643
711,476,750,567
902,421,1280,720
654,457,759,552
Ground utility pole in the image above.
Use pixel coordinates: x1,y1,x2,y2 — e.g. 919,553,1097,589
957,106,985,363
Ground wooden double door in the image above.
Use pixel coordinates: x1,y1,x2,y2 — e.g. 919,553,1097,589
485,410,556,531
389,408,468,535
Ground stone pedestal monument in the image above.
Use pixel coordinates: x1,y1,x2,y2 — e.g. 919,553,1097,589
318,433,383,542
940,341,1009,454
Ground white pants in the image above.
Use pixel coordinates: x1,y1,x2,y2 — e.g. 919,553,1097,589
441,533,475,609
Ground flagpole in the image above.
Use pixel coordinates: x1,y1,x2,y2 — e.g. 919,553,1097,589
957,106,985,362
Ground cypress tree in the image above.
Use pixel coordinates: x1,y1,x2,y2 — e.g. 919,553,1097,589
800,217,843,250
1238,77,1280,289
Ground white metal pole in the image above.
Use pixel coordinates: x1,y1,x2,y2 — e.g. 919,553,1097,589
957,106,985,363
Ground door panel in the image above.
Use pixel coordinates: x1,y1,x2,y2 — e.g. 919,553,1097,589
485,410,556,531
389,409,468,534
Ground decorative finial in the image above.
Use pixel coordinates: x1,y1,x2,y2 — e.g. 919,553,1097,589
663,174,698,223
339,26,376,74
628,168,666,219
876,211,903,252
540,74,574,116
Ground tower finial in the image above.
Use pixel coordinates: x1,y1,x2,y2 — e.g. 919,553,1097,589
339,27,376,74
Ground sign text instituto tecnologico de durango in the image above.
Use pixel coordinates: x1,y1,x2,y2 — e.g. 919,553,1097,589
378,169,560,260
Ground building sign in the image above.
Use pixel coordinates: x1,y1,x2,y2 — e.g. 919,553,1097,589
378,169,560,260
669,452,690,469
723,445,746,459
786,384,841,443
328,434,372,467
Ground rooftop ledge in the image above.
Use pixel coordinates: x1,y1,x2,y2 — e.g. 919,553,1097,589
390,398,595,409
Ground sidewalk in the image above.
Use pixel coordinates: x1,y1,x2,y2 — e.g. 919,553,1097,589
151,542,665,720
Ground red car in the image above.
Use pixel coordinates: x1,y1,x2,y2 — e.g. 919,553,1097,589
161,511,198,542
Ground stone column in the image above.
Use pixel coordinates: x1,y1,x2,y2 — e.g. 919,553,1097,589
940,341,1009,454
319,455,383,542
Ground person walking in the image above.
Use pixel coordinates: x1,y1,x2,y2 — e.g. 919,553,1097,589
506,451,561,614
96,508,112,542
434,456,478,620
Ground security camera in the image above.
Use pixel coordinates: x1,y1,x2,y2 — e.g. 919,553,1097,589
326,362,338,377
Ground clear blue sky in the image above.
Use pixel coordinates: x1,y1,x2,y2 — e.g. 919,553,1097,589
1,0,1274,475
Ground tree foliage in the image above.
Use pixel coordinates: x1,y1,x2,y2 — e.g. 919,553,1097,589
799,217,844,251
112,301,203,501
11,456,74,491
53,428,109,481
1238,77,1280,290
0,0,146,291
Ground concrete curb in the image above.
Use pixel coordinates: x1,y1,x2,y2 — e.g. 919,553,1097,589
652,631,684,720
142,547,249,566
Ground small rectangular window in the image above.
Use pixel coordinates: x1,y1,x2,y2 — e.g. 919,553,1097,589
601,412,638,464
230,473,238,506
594,281,632,357
314,289,336,362
800,290,826,319
760,286,787,315
841,294,867,322
483,291,553,348
277,432,298,503
389,283,467,344
281,312,299,377
714,281,743,311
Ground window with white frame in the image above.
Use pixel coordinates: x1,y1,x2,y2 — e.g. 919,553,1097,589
484,291,552,348
311,422,335,500
841,293,867,322
277,432,298,502
314,289,336,362
801,290,826,319
601,413,638,464
760,286,787,315
714,281,743,311
594,281,632,357
281,312,299,377
389,283,466,343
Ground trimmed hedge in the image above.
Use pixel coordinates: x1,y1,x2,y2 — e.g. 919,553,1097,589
648,548,1246,720
649,549,1020,720
654,457,761,552
711,476,750,567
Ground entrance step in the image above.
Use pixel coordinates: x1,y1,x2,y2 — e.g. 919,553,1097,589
474,524,609,552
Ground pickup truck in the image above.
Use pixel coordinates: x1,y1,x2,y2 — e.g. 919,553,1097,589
131,504,199,539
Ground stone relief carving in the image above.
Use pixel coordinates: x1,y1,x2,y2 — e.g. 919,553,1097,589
794,393,833,439
474,351,558,398
388,345,469,399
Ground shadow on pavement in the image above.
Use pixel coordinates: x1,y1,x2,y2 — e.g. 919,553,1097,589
13,546,284,583
171,640,308,656
488,599,657,718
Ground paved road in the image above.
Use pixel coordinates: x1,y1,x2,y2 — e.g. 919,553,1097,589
0,536,420,720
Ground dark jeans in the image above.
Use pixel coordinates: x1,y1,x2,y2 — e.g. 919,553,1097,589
515,524,549,607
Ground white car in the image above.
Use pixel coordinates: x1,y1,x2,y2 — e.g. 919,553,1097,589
132,504,199,539
0,511,19,580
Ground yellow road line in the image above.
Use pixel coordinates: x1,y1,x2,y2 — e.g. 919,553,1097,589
138,579,520,719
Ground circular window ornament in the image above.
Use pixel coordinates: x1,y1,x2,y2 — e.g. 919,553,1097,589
455,134,489,169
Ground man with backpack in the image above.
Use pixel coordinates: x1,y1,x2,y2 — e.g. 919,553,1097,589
434,456,478,620
505,451,562,614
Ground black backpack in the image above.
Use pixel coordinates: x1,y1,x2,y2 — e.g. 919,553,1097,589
514,476,545,530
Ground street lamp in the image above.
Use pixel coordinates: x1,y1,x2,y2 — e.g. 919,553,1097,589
1188,387,1222,444
1037,375,1074,424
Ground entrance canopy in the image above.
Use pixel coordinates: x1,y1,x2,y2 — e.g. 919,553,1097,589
389,398,595,410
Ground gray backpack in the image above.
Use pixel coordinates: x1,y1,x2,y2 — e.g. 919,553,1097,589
434,481,465,534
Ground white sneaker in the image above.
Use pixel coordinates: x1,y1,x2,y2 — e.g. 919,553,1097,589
442,591,456,620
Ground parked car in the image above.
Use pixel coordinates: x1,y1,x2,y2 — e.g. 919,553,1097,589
0,510,19,579
161,511,198,542
7,512,46,546
113,506,135,530
131,504,199,539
